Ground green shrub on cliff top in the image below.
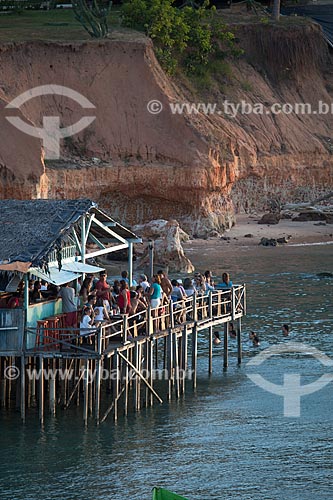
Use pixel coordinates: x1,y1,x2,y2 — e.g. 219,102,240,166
122,0,238,75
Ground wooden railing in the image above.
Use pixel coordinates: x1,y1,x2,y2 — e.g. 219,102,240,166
22,285,246,356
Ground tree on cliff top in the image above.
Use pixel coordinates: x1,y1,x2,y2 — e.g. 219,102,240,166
122,0,238,75
72,0,112,38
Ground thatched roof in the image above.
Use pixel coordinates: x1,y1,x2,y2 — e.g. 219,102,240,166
0,199,140,271
0,199,94,269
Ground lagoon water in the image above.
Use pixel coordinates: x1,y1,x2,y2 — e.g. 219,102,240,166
0,244,332,500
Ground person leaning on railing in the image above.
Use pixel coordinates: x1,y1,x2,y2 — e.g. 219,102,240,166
79,307,97,343
216,272,233,314
218,272,233,289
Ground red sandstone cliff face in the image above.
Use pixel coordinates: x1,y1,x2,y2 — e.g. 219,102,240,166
0,24,332,234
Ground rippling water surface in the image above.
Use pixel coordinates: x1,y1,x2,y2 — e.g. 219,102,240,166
0,245,332,499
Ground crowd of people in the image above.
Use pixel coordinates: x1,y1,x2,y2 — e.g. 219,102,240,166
74,269,234,335
1,268,291,345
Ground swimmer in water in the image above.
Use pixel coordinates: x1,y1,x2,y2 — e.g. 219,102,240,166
252,333,260,347
213,331,221,345
229,323,237,339
282,324,289,336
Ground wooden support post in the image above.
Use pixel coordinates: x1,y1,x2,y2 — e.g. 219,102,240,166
83,359,89,424
114,352,119,422
169,301,175,330
154,337,158,370
30,357,37,407
144,340,149,408
123,314,128,344
148,240,154,279
95,328,103,424
49,359,56,416
89,362,93,416
167,330,173,401
0,358,6,408
181,326,188,395
173,332,180,399
128,241,133,287
7,357,12,407
20,355,26,422
237,317,242,365
137,343,142,412
117,351,162,404
134,342,140,411
124,349,129,416
59,359,67,408
223,322,228,370
192,324,198,389
163,336,167,370
208,325,213,375
193,293,197,321
38,356,44,424
149,339,154,407
76,359,81,406
209,290,213,319
147,306,152,337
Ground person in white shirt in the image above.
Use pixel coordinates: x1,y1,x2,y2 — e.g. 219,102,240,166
80,307,96,337
139,274,150,293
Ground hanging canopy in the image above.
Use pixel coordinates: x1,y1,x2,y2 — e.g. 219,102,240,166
29,267,81,286
61,262,105,274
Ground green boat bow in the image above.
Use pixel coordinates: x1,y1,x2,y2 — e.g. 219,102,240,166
152,487,189,500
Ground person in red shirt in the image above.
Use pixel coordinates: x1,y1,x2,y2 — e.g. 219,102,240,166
117,280,131,314
94,272,111,311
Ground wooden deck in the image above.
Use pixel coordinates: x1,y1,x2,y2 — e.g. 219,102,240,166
0,285,246,424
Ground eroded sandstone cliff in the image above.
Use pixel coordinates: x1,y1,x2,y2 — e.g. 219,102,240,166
0,22,332,235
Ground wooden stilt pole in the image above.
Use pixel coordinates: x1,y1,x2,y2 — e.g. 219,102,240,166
134,343,139,411
117,351,163,404
95,328,103,425
0,358,6,407
173,332,180,399
167,329,173,401
154,338,158,370
39,356,44,424
223,322,228,370
20,355,26,422
149,338,154,407
208,325,213,375
137,343,142,412
144,340,149,408
114,352,119,422
89,360,93,416
181,326,187,395
124,349,129,416
237,318,242,365
30,357,36,407
76,359,81,406
192,324,198,389
83,358,89,425
49,359,56,415
163,336,167,370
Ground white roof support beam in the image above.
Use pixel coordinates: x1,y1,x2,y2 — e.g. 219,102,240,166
87,233,106,250
72,227,81,253
92,216,127,244
87,243,129,259
85,214,95,245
